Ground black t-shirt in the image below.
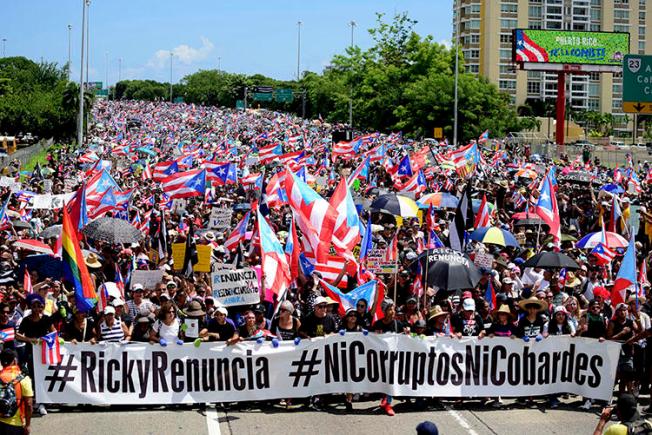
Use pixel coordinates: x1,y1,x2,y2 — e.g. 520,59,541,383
206,319,236,342
18,315,53,339
487,321,518,337
516,314,548,338
300,313,337,337
62,318,96,342
372,318,404,334
451,313,485,337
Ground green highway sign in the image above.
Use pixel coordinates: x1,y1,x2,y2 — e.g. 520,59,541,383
623,55,652,113
95,89,109,96
235,99,245,109
275,88,294,103
253,92,273,102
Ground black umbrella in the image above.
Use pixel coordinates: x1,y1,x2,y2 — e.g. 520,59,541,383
417,248,481,291
11,220,31,230
39,224,62,239
370,193,419,217
521,251,579,270
83,217,143,244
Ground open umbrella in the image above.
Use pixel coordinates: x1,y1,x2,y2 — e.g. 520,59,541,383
39,225,62,239
371,194,419,217
576,231,628,249
13,239,53,255
601,184,625,195
10,220,31,230
417,192,458,209
418,248,481,291
469,227,520,247
514,218,546,227
522,252,579,270
82,217,143,244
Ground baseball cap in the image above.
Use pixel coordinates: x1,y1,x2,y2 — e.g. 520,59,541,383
132,283,144,291
462,299,476,311
314,296,328,306
104,306,116,315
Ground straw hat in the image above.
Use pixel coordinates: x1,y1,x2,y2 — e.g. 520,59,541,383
427,305,448,321
84,253,102,269
494,304,514,319
517,296,548,312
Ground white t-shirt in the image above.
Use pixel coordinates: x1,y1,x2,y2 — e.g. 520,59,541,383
153,318,180,342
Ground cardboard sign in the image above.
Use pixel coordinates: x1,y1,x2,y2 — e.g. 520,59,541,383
195,245,212,273
473,251,494,270
211,267,260,307
131,270,164,290
172,243,186,271
209,208,233,232
367,248,398,274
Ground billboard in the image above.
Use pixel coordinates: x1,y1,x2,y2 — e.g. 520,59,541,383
513,29,629,66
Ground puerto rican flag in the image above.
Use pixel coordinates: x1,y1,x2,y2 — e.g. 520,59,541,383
141,161,153,181
320,279,382,317
329,178,362,256
365,143,386,162
285,170,337,263
224,211,250,251
331,141,356,161
79,150,100,163
206,162,237,185
384,234,398,262
611,234,637,306
450,143,480,178
397,155,413,177
24,268,33,294
478,130,489,144
558,268,567,288
535,171,561,243
314,255,357,289
285,217,301,281
474,194,491,229
86,169,120,207
259,143,283,162
41,332,62,365
257,209,291,298
153,161,180,181
514,29,550,63
0,327,14,343
161,169,206,199
399,170,427,197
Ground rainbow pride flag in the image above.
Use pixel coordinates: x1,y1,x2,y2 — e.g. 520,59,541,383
61,206,96,312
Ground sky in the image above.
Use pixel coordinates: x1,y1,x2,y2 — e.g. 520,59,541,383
3,0,453,85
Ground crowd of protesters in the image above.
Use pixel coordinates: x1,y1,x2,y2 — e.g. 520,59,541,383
0,99,649,433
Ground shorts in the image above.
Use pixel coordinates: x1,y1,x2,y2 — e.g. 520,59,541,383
0,421,24,435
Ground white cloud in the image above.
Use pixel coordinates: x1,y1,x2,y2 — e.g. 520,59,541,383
148,37,214,69
439,39,452,49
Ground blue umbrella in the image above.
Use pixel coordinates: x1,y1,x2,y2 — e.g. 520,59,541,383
135,147,157,156
469,227,520,247
601,184,624,194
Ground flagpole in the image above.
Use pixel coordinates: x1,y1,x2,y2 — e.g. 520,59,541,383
423,252,429,311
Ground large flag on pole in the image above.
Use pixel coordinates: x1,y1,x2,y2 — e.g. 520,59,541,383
535,171,561,243
257,209,291,299
60,205,96,312
611,233,636,306
449,183,474,252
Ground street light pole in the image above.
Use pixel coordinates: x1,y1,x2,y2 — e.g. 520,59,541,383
218,56,221,71
169,52,173,103
1,39,6,57
296,21,302,81
77,0,87,147
85,1,90,88
349,21,356,128
453,0,461,147
105,50,109,99
67,25,72,81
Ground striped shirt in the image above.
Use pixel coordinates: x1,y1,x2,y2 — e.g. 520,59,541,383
99,319,124,342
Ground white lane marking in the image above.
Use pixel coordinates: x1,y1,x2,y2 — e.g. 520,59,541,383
445,406,480,435
206,405,222,435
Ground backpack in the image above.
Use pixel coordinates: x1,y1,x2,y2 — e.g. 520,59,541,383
0,373,24,418
627,418,652,435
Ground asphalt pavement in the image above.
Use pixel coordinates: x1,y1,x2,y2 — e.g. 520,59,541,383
31,395,642,435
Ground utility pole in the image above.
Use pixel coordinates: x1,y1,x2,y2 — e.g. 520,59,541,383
67,25,72,81
349,21,356,128
77,0,87,147
1,39,5,57
169,52,173,103
217,56,221,71
244,86,248,110
453,0,461,147
85,1,90,88
105,50,109,100
116,57,121,100
296,21,302,81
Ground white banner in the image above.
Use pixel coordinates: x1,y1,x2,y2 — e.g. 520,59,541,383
211,267,260,306
34,335,620,405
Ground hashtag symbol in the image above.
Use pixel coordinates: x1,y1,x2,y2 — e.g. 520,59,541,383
44,355,77,392
289,349,321,387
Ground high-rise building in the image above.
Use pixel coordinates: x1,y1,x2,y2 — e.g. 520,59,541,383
453,0,650,128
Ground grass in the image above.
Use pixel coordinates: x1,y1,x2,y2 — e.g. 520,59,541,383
22,145,50,172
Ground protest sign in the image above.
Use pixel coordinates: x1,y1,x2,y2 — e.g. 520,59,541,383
195,245,212,273
367,248,398,274
474,251,494,269
34,335,620,405
211,267,260,306
131,270,164,290
209,208,233,232
171,243,186,271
